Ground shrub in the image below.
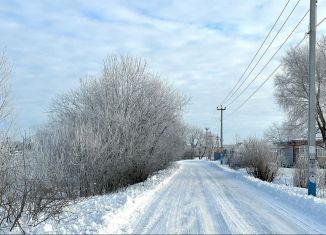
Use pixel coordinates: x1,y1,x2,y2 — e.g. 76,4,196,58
318,169,326,197
0,139,68,233
1,55,188,232
238,138,279,182
182,149,196,159
34,55,188,197
293,156,308,188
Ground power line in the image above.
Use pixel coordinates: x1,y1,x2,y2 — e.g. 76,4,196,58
224,0,303,106
226,32,310,118
225,9,309,108
316,17,326,28
226,65,279,118
220,0,292,105
224,0,303,107
226,15,326,118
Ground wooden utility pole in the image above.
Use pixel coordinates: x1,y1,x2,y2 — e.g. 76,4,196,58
217,106,226,163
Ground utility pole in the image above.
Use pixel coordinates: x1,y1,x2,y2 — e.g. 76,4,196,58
217,105,226,163
216,135,220,148
307,0,317,196
205,127,209,160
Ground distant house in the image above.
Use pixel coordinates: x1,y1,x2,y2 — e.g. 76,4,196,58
276,139,326,167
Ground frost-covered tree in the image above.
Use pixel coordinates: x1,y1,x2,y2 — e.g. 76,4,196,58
0,52,10,121
0,54,68,232
186,126,203,149
184,126,209,159
36,55,188,196
274,36,326,143
0,53,11,212
264,121,303,143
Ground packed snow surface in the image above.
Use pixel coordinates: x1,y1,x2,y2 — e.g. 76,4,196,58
128,161,326,234
11,160,326,234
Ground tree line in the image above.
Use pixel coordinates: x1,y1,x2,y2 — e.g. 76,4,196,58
0,55,189,232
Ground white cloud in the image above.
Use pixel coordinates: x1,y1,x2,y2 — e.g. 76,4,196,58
0,0,325,143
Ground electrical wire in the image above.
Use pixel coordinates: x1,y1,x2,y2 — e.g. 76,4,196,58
226,35,308,118
220,0,292,105
226,14,326,117
225,14,326,118
224,0,303,106
226,15,326,117
316,17,326,28
225,9,309,108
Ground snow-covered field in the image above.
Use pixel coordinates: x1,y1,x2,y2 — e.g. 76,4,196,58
7,160,326,234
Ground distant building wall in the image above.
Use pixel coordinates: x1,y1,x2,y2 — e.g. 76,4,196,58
279,146,294,167
276,139,326,167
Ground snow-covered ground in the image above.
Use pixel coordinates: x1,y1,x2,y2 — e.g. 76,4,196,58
130,161,326,234
235,165,326,197
8,160,326,234
274,167,295,186
8,163,179,234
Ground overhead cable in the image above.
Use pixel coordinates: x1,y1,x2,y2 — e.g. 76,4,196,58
225,9,309,108
222,0,301,106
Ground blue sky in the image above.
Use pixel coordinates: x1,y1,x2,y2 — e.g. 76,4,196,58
1,0,326,143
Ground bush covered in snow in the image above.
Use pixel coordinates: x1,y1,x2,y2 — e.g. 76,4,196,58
293,157,326,197
293,157,308,188
32,55,188,198
318,170,326,198
230,137,280,182
0,55,189,232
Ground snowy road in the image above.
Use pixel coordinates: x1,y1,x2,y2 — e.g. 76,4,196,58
129,160,326,234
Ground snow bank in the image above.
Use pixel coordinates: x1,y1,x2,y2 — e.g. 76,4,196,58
211,162,326,220
274,167,294,186
8,163,180,234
